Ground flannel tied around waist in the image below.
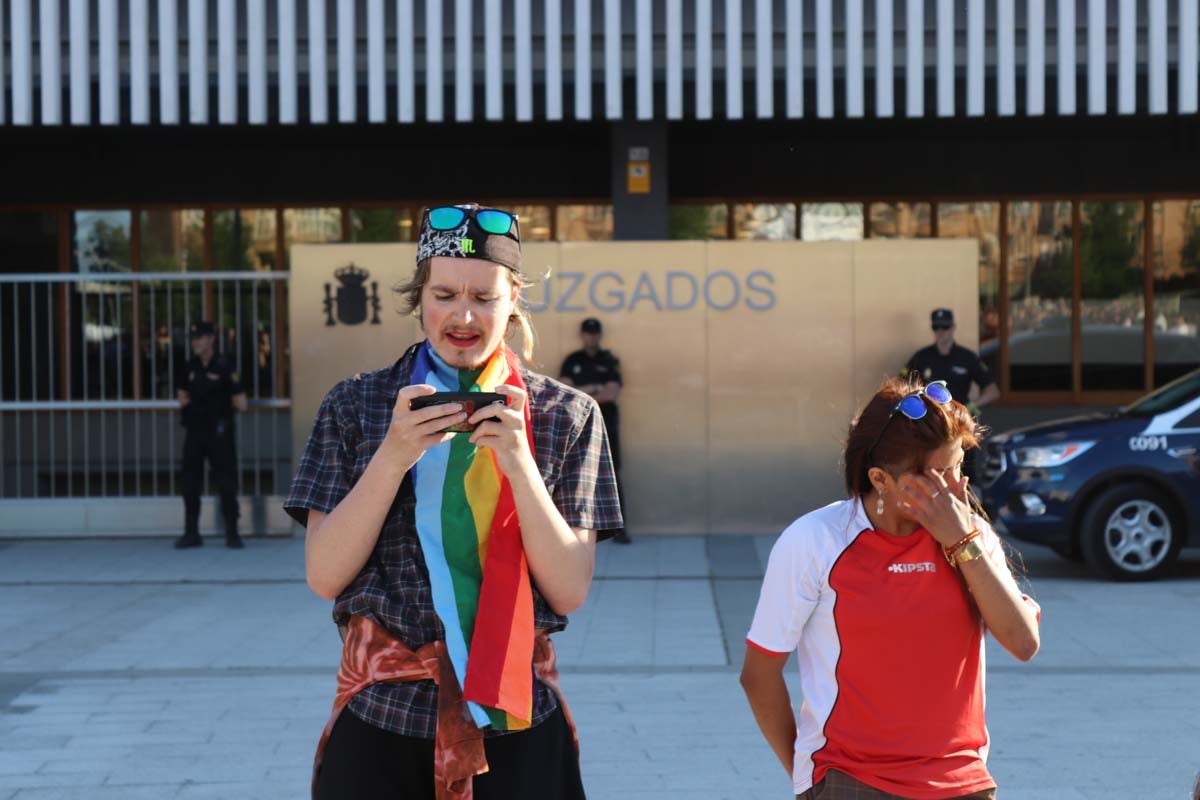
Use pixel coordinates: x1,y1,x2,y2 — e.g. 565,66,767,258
311,615,577,800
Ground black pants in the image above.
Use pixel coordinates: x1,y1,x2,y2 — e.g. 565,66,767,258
600,406,620,472
181,425,239,537
799,769,996,799
599,407,627,525
315,706,585,800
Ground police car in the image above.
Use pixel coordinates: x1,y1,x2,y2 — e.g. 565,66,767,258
980,368,1200,580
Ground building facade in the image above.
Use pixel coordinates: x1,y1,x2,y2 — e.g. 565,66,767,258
2,1,1199,523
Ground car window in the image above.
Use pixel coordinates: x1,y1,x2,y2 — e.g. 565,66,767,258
1123,369,1200,417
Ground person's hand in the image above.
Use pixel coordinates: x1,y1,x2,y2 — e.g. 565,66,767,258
387,385,464,472
468,385,535,478
895,468,974,548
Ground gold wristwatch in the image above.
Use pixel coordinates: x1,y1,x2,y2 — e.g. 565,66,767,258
952,539,986,567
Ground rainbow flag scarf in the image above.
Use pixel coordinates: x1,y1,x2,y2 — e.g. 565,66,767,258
410,341,536,731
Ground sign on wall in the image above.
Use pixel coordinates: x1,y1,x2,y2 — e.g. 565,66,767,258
290,240,979,534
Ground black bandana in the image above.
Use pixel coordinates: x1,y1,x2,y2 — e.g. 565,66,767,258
416,204,522,271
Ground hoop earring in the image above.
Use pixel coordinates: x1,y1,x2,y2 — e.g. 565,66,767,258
876,492,885,516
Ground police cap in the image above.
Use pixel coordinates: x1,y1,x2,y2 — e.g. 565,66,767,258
190,320,216,337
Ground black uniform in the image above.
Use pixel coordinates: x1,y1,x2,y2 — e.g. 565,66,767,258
559,348,623,469
904,344,995,404
178,354,244,542
904,343,995,481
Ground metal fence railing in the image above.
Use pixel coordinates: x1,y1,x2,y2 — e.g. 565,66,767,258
0,272,292,500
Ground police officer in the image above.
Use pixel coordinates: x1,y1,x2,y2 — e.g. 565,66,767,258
175,320,248,549
560,318,630,543
904,309,999,410
904,308,999,480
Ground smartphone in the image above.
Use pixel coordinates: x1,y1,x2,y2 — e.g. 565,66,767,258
409,391,507,433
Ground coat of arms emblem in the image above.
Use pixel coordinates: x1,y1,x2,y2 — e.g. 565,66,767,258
323,263,381,326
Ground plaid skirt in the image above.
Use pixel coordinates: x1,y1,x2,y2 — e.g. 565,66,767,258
798,769,997,800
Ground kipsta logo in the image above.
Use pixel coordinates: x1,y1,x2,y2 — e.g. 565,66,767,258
323,263,382,327
888,562,937,574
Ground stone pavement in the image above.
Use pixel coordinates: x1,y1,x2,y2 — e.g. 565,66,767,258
0,534,1198,800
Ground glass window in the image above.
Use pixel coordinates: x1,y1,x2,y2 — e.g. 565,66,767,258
71,211,135,400
1007,201,1074,391
1126,369,1200,416
0,211,58,274
801,203,864,241
210,209,281,394
733,203,796,240
1080,201,1145,391
939,203,1001,373
556,205,613,241
284,208,343,268
349,208,416,242
206,278,283,401
668,204,728,239
139,209,205,272
0,274,60,401
213,209,277,271
507,205,552,241
0,212,59,404
136,210,205,401
869,202,931,238
1151,200,1200,386
74,210,132,273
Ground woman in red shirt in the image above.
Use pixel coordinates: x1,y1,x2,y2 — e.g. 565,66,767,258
741,377,1041,800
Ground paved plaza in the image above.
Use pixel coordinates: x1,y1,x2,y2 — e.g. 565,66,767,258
0,533,1198,800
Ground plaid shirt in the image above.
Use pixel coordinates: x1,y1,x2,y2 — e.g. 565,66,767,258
285,342,623,739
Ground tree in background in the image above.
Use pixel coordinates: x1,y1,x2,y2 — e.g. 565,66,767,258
1028,203,1143,301
351,209,411,243
1028,222,1073,300
669,205,718,240
212,211,258,271
1178,203,1200,285
1078,202,1142,298
78,219,131,273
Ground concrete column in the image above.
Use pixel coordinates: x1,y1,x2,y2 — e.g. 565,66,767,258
611,121,668,240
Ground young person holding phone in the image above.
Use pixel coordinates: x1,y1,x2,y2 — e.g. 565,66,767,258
740,377,1040,800
286,204,622,799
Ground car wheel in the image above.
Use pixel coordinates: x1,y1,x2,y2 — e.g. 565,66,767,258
1079,484,1183,581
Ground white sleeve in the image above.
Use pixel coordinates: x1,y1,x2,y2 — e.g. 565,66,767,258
745,530,822,655
978,516,1008,564
979,516,1042,622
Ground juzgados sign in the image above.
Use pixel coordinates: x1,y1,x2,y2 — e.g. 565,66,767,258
524,269,777,313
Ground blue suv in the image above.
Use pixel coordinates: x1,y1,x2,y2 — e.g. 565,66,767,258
980,368,1200,580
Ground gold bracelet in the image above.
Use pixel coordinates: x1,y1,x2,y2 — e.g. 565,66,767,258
950,538,986,568
940,532,979,563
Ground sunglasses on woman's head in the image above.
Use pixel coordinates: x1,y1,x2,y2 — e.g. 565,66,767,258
426,206,520,237
866,381,953,466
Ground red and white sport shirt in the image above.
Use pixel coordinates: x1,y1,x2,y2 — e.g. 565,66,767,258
746,498,1039,799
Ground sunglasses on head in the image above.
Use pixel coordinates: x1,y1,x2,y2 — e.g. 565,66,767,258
426,206,520,237
866,381,953,466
